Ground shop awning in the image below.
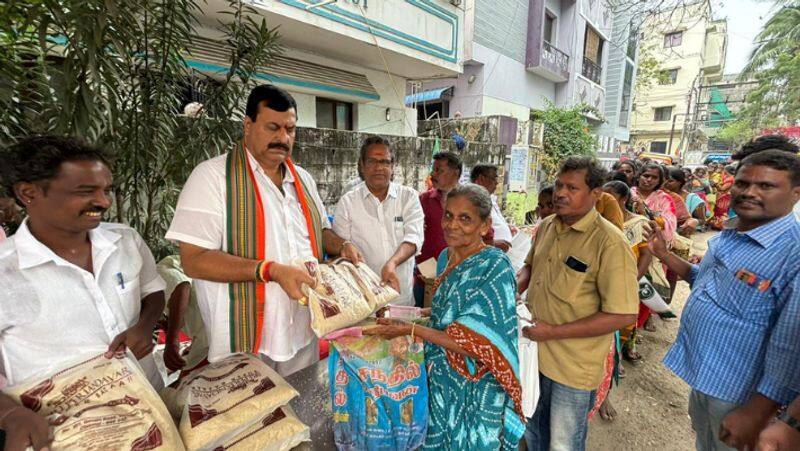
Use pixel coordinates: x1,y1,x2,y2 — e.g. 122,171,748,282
185,36,379,101
404,86,453,106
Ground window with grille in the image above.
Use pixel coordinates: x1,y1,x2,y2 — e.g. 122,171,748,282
658,69,679,85
650,141,668,153
653,106,673,122
316,97,353,130
664,31,682,48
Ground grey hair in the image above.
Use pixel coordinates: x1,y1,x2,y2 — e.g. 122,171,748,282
447,183,492,220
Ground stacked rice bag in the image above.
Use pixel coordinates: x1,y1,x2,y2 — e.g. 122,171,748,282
6,353,185,451
167,353,309,451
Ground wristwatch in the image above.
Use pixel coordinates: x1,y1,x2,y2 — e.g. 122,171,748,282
778,410,800,433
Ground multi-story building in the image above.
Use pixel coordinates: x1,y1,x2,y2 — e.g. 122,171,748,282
193,0,465,137
597,10,640,153
629,0,727,157
409,0,618,128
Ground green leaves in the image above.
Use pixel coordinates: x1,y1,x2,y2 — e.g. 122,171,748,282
0,0,282,258
739,1,800,127
533,102,600,182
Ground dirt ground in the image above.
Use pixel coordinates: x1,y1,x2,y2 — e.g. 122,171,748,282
586,232,715,451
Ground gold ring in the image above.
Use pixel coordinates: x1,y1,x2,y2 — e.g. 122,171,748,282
298,296,308,306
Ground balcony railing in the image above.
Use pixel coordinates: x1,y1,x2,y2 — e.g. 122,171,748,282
541,41,570,78
582,57,602,84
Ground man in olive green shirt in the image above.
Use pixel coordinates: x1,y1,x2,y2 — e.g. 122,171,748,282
517,156,639,451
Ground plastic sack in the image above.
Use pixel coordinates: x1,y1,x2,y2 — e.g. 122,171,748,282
5,353,185,451
172,353,299,450
211,405,309,451
297,258,375,337
517,303,540,418
338,260,399,310
329,335,428,451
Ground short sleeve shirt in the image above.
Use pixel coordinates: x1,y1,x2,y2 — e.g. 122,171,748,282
165,153,330,363
0,221,165,387
524,209,639,390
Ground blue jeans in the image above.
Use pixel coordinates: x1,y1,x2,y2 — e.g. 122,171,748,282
688,389,738,451
524,373,596,451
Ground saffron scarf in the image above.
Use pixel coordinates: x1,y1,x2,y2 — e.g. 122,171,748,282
225,141,323,353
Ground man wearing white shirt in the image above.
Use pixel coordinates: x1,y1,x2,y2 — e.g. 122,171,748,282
166,85,361,377
471,164,513,251
333,136,424,306
0,136,166,451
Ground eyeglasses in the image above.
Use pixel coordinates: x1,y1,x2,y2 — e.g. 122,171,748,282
364,158,393,168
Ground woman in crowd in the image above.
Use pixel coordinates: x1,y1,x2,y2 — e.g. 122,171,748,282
709,164,736,229
617,160,639,187
631,163,677,243
690,166,712,199
366,183,524,450
663,167,700,237
603,181,654,362
630,163,675,330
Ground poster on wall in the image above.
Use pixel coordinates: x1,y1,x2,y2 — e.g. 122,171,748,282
508,145,529,192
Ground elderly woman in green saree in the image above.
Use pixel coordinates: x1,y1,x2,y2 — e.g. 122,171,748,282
365,183,524,450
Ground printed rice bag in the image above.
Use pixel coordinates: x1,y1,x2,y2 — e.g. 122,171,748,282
329,335,428,451
173,353,299,450
210,405,309,451
337,260,399,310
5,353,185,451
297,258,374,337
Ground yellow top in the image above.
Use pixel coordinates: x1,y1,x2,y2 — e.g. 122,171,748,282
524,209,639,390
595,191,624,230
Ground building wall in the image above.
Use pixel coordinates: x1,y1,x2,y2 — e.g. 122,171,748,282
278,47,417,136
597,8,639,148
629,1,723,155
474,0,529,63
292,124,507,209
258,0,464,73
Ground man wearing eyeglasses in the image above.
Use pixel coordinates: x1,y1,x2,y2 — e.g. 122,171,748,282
333,136,424,306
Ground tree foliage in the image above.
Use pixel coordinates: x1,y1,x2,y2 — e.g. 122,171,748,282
714,119,759,148
634,43,670,99
0,0,282,257
739,0,800,126
533,102,601,181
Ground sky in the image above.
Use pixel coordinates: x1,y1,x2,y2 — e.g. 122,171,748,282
718,0,774,74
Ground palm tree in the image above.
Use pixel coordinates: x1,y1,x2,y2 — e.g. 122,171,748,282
739,0,800,127
742,0,800,74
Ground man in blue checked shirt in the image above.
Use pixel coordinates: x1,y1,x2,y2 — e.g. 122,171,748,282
649,148,800,451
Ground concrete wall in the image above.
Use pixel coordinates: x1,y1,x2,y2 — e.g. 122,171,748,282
292,125,508,209
281,48,416,136
474,0,530,63
419,42,555,120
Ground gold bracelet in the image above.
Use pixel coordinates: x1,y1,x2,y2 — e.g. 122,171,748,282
411,322,416,341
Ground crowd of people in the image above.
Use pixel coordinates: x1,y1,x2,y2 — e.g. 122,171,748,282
0,83,798,451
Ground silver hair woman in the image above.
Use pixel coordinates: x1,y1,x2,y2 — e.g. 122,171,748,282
365,182,524,450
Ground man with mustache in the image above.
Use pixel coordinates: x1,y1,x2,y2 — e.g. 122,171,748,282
651,147,800,451
166,85,361,376
517,156,639,451
0,136,166,451
415,151,462,306
333,136,424,306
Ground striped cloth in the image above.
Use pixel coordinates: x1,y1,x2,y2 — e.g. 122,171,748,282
663,213,800,405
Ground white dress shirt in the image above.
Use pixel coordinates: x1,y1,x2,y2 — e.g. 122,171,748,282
491,195,513,245
0,221,165,387
166,152,330,363
333,182,424,306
